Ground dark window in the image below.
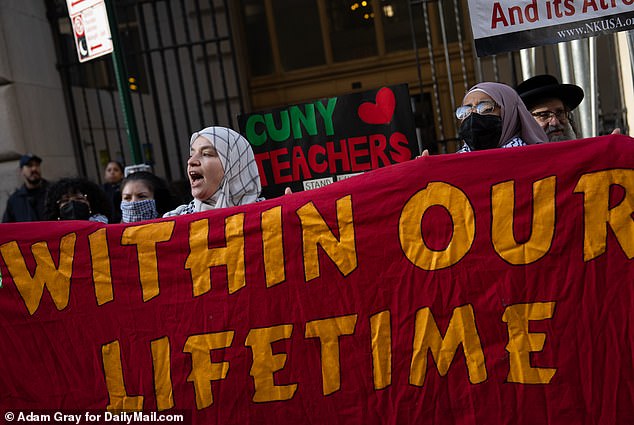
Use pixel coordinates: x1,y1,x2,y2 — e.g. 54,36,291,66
327,0,377,62
273,0,325,71
116,3,148,93
239,0,463,74
440,0,462,43
381,0,427,53
242,0,275,76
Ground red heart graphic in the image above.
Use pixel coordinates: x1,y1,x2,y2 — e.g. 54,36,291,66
358,87,396,125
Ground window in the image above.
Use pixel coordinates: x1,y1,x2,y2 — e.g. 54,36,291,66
242,0,274,76
274,0,325,70
239,0,462,75
381,0,427,53
327,0,378,62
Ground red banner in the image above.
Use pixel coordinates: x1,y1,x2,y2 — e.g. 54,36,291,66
1,135,633,424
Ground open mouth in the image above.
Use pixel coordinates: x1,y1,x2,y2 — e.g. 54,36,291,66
189,171,203,184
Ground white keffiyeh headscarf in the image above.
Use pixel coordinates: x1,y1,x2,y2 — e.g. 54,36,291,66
164,127,262,216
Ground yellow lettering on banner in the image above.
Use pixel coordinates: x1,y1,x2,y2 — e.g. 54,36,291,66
410,305,486,386
502,302,556,384
574,169,634,261
186,215,246,296
151,337,174,411
245,325,297,402
101,340,144,411
262,206,285,287
492,177,556,264
305,315,357,395
370,310,392,390
121,222,175,302
0,234,76,315
183,332,234,409
88,228,113,305
399,182,475,270
297,195,357,282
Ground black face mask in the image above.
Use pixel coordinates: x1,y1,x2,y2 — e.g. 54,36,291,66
59,200,91,220
458,114,503,151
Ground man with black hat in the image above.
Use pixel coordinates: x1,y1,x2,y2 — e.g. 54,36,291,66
516,74,584,142
2,154,49,222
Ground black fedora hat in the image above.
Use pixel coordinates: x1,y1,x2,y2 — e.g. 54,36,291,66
516,74,584,111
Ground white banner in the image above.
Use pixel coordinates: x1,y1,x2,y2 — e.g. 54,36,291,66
467,0,634,56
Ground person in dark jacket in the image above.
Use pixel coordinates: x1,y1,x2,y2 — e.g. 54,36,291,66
102,160,124,223
2,154,49,222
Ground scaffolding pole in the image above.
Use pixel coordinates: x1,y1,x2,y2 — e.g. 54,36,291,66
570,39,593,138
616,31,634,134
519,47,536,81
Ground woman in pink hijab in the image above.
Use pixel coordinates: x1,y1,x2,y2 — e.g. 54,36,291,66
455,82,548,152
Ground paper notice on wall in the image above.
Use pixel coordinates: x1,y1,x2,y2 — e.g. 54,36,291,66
68,0,113,63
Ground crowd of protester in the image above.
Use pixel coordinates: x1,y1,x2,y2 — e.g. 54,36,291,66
1,126,265,224
1,75,625,224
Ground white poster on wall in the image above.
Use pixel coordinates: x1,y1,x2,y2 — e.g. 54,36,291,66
467,0,634,57
67,0,113,63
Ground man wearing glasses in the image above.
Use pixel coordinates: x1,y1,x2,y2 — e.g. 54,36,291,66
516,74,584,142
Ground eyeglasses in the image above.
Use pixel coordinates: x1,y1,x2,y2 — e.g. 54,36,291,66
455,101,499,120
531,110,569,123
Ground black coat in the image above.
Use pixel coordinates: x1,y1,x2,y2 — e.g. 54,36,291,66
2,181,49,223
102,182,122,223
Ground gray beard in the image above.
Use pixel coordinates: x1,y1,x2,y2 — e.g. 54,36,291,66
546,123,577,142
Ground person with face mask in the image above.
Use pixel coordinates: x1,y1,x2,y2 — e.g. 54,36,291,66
44,177,111,223
164,126,262,216
455,82,547,153
120,171,176,223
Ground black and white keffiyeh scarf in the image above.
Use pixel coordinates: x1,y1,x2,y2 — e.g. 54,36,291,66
164,127,262,217
121,199,159,223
